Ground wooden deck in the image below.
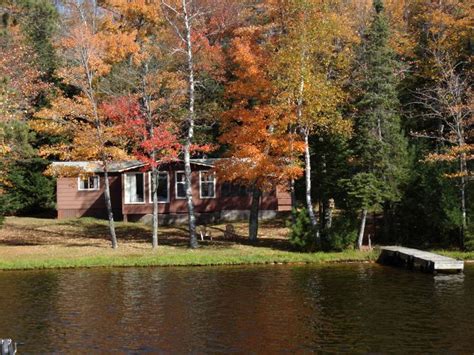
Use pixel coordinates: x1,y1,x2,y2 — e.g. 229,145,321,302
378,246,464,273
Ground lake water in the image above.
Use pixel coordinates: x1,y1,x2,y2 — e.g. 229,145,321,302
0,263,473,353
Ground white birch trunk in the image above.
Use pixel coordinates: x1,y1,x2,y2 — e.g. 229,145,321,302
141,61,159,249
151,166,159,249
304,131,319,240
102,166,118,249
357,209,368,250
183,0,198,248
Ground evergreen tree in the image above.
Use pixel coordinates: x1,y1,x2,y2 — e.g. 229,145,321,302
17,0,58,80
347,0,408,249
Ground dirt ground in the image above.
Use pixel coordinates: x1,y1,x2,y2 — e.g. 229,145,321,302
0,216,292,260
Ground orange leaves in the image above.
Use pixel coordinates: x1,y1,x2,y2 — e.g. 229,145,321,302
426,145,474,164
0,23,50,122
218,23,304,190
57,1,139,87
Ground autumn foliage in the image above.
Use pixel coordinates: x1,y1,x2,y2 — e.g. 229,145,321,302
101,96,181,168
217,26,304,190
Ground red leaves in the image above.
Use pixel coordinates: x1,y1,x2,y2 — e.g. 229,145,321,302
101,96,181,169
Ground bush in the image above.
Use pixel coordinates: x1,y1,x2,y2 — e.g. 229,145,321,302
287,208,318,252
465,224,474,251
322,212,359,251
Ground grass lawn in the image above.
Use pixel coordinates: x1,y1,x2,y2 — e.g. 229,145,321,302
434,250,474,261
0,216,378,270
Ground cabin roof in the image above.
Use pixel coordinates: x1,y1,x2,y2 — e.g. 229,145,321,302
51,161,146,173
51,159,221,173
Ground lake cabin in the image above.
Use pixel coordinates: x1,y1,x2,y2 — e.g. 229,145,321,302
52,160,292,224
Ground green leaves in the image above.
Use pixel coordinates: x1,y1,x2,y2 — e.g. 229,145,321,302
342,172,388,212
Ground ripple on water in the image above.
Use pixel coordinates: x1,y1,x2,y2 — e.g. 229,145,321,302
0,264,473,353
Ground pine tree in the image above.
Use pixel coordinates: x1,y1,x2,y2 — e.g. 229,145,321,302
348,0,408,249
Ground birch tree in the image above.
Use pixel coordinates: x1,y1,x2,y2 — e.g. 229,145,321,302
160,0,224,248
415,52,473,247
272,0,354,244
32,0,137,248
102,0,186,248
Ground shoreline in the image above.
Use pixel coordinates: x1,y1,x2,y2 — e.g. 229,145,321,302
0,217,472,271
0,248,380,271
0,250,471,272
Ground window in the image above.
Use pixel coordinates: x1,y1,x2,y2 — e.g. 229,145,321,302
200,171,216,199
124,173,145,204
149,172,169,203
78,176,99,191
221,182,250,197
175,171,187,199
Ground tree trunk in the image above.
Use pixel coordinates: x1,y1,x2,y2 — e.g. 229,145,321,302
183,0,198,248
151,166,159,249
89,89,117,249
249,185,261,242
460,154,467,248
103,167,118,249
290,178,296,225
357,209,368,250
325,198,334,229
303,131,319,243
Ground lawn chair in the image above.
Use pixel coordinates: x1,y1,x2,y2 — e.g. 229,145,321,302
198,225,212,241
1,339,16,355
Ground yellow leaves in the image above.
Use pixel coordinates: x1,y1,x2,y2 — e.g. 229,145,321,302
39,144,74,160
0,23,50,121
411,0,473,70
0,143,11,157
426,144,474,164
425,144,474,179
100,31,139,64
58,2,140,87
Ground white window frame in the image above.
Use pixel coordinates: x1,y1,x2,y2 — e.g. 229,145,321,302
175,171,187,200
124,172,146,205
77,176,100,191
199,171,216,199
148,171,170,204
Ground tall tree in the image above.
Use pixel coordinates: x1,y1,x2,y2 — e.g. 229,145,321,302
102,0,186,248
160,0,224,248
349,0,408,249
17,0,59,79
271,0,355,245
0,4,54,218
101,96,181,248
217,25,304,242
32,0,137,248
409,0,473,247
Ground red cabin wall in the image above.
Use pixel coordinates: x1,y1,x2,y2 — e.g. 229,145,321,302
56,174,122,219
56,164,291,222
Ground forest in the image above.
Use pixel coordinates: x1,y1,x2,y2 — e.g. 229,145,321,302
0,0,472,251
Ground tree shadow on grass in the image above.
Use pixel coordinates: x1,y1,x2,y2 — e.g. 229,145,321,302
0,217,294,250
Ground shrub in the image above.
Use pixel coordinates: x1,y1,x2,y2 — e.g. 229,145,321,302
322,212,359,251
465,224,474,251
287,208,318,252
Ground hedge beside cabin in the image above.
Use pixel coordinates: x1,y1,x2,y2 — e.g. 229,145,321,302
53,160,291,224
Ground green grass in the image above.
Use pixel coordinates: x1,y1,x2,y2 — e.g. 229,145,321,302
0,247,379,270
2,216,472,271
433,250,474,261
0,216,382,270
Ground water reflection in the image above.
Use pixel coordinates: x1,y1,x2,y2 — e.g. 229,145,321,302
0,264,473,353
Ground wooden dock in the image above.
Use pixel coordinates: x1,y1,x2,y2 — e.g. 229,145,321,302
378,246,464,273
